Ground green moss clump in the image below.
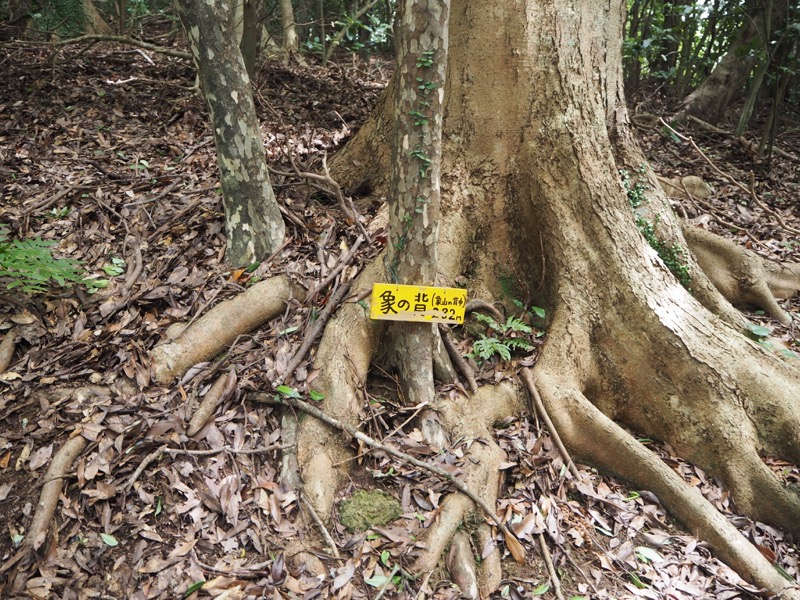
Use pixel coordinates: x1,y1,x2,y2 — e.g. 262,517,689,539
338,489,402,533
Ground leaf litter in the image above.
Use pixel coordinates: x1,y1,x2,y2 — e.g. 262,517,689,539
0,38,799,599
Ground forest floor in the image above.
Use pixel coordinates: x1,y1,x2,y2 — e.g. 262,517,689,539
1,36,799,600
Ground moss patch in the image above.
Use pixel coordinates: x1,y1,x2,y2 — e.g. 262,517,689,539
338,489,402,532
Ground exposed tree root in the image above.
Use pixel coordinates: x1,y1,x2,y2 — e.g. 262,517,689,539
683,224,800,324
0,327,16,374
532,296,800,599
1,434,87,593
150,275,296,384
186,369,236,436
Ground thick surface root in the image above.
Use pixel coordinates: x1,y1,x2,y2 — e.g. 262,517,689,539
533,305,800,599
294,261,383,518
683,224,799,324
150,275,295,384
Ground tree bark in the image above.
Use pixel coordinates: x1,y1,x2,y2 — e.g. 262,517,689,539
279,0,301,60
385,0,449,410
294,0,800,596
176,0,285,266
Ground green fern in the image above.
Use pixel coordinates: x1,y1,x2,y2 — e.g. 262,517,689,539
468,313,535,363
0,225,85,294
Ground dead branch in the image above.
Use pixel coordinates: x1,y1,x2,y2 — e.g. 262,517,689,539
270,154,371,242
660,120,800,237
150,275,295,384
250,391,526,563
439,325,477,392
684,115,799,163
125,442,289,492
521,368,580,480
275,279,353,385
538,533,565,600
307,234,365,302
9,34,191,60
300,496,340,559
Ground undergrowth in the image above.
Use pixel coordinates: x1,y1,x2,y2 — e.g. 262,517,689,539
620,168,691,289
0,225,85,294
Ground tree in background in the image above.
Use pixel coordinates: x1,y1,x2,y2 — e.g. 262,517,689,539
294,0,800,596
675,0,791,123
175,0,285,266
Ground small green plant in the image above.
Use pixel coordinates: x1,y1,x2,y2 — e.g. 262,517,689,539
620,169,691,289
468,313,535,362
0,225,84,294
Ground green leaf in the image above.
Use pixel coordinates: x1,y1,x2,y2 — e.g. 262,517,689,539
533,582,550,595
365,575,390,588
103,263,125,277
276,385,300,398
474,313,501,331
309,389,325,402
629,572,647,588
380,550,390,566
100,533,118,547
635,546,663,563
184,580,206,596
745,322,771,339
775,563,794,581
531,306,546,319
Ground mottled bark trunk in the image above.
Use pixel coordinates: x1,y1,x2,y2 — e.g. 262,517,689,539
176,0,285,266
386,0,449,408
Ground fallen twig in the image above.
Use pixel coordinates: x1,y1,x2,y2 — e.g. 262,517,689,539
300,495,340,559
660,120,800,237
538,533,566,600
125,442,290,492
11,34,191,60
439,325,477,392
307,234,365,302
521,368,580,480
275,279,353,385
270,154,371,242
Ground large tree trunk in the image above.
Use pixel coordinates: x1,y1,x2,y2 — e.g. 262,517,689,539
176,0,285,266
293,0,800,597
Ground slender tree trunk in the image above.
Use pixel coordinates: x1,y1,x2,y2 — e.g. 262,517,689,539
386,0,449,410
240,0,260,80
176,0,285,266
280,0,299,54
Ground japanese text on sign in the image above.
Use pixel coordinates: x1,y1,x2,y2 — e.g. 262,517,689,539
370,283,467,324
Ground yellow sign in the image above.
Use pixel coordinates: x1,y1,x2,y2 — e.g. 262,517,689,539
370,283,467,324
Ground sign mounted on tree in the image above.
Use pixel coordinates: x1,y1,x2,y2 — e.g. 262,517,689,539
370,284,466,324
